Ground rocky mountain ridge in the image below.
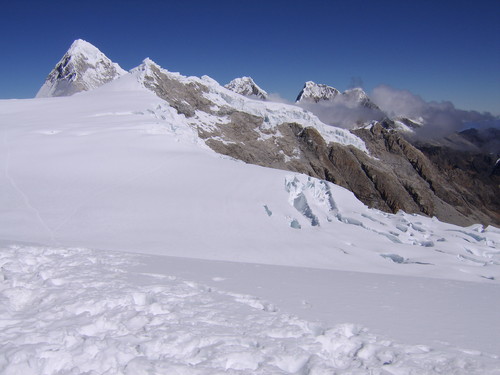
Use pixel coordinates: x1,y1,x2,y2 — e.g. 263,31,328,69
36,40,500,226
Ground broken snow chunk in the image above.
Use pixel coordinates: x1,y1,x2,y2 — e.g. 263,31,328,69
381,254,406,264
290,218,301,229
263,205,272,217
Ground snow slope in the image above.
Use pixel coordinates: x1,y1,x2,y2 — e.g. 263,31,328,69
1,73,499,373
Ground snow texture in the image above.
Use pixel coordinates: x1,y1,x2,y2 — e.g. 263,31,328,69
1,244,498,374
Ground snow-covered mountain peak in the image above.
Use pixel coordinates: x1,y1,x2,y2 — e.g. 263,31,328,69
341,87,380,110
296,81,341,103
343,87,368,101
131,58,163,77
140,57,161,69
66,39,106,64
36,39,126,98
224,76,268,100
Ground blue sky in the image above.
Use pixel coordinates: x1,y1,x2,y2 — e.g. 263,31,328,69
1,0,498,114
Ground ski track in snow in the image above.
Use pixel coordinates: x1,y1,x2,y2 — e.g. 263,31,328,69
1,244,499,375
1,131,56,245
52,158,173,234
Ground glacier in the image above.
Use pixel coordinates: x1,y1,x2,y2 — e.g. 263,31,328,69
0,43,499,374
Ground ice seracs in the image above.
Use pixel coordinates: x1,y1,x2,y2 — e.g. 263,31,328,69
36,39,126,98
224,76,268,100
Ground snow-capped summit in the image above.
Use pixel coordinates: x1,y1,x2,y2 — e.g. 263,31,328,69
224,76,268,100
296,82,379,110
295,81,340,103
36,39,126,98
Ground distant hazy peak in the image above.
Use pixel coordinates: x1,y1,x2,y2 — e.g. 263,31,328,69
225,76,268,100
36,39,127,98
296,82,380,111
295,81,340,103
342,87,380,110
343,87,369,101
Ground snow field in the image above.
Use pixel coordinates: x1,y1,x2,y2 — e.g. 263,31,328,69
1,244,499,375
0,88,499,284
1,74,500,373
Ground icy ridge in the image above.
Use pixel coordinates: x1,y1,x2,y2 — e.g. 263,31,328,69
133,59,369,152
200,76,369,151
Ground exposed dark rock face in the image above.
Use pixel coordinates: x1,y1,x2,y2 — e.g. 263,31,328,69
141,63,213,117
457,127,500,154
352,124,499,226
414,143,500,225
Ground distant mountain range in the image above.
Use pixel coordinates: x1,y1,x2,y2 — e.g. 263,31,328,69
36,39,500,226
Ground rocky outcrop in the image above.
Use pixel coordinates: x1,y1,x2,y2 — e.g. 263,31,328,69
414,143,500,224
139,59,213,117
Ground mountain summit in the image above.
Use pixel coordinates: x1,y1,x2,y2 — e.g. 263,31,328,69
36,39,126,98
296,81,340,103
224,77,268,100
296,81,379,110
342,87,380,110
